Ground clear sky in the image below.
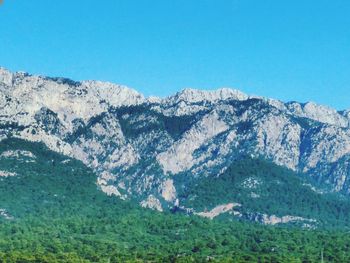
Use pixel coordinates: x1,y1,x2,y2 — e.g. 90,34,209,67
1,0,349,109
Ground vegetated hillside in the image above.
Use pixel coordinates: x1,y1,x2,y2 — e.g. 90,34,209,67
0,138,350,262
176,158,350,228
1,67,350,212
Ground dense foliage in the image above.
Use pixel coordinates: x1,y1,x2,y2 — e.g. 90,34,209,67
176,157,350,228
0,139,350,262
113,105,203,140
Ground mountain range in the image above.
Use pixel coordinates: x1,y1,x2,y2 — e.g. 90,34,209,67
1,67,350,226
2,67,350,261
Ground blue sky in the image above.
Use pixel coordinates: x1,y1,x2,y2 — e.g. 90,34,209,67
1,0,349,109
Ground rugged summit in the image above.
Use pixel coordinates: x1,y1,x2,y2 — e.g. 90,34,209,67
1,67,350,214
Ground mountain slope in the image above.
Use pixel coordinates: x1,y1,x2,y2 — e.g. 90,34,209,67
1,138,350,262
175,157,350,228
0,67,350,213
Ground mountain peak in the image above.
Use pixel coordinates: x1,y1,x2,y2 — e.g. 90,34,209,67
0,67,13,86
286,101,349,127
81,80,145,106
168,87,249,104
0,67,145,107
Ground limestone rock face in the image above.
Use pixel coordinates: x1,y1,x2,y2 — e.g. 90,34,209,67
1,67,350,210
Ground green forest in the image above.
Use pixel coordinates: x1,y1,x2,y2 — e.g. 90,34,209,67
176,157,350,228
0,138,350,262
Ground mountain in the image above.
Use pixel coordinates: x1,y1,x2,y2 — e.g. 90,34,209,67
1,67,350,220
1,138,350,262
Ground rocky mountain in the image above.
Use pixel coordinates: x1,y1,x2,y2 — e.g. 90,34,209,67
1,67,350,216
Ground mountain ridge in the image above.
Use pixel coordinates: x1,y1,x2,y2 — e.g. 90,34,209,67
2,66,348,113
1,67,350,216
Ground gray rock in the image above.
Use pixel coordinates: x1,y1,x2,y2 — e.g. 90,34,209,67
1,67,349,208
